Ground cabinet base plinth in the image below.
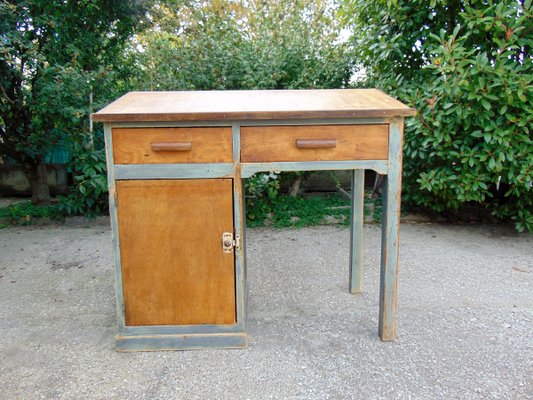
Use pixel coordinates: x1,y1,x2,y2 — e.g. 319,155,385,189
116,332,248,352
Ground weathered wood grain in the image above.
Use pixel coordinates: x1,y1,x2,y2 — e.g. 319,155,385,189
232,123,247,329
112,127,232,164
104,124,127,330
241,124,389,162
349,170,365,294
116,179,236,326
114,163,233,180
116,333,247,352
92,89,416,122
100,88,413,350
150,141,192,151
295,139,337,149
379,117,404,341
240,160,389,177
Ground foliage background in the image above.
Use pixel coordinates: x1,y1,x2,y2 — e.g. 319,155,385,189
341,0,532,231
127,0,353,91
0,0,148,203
1,0,531,231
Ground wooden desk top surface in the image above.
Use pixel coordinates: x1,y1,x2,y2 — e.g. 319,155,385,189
92,89,415,122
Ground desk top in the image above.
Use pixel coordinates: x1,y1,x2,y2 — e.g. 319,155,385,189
92,89,415,122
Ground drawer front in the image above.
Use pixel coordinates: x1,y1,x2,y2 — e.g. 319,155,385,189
112,127,233,164
241,124,388,162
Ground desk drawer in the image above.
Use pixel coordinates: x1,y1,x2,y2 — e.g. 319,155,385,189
112,127,233,164
241,125,388,162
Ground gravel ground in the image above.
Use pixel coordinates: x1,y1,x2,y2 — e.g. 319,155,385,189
0,222,532,400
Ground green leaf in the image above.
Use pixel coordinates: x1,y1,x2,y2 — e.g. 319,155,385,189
481,99,491,111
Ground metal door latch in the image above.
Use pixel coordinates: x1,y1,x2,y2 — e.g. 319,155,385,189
222,232,240,253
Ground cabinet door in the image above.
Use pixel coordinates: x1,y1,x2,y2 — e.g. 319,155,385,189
116,179,235,326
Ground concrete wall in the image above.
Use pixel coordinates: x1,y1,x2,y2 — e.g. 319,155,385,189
0,164,68,196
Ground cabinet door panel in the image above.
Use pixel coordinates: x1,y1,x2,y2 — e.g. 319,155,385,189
116,179,235,326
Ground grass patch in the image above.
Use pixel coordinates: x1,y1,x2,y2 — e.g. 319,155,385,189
0,201,63,227
1,191,383,229
246,192,381,228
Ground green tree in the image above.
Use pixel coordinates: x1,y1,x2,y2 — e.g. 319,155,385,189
125,0,354,198
128,0,354,90
0,0,147,204
342,0,533,231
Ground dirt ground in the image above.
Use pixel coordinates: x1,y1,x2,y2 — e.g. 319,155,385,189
0,222,532,399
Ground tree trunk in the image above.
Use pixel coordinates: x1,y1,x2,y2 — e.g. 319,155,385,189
372,174,386,198
26,158,51,205
288,175,303,197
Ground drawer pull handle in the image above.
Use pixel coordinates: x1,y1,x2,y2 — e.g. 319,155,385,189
151,142,192,151
295,139,337,149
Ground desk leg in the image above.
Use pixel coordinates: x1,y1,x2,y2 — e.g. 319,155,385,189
379,117,404,341
349,169,364,294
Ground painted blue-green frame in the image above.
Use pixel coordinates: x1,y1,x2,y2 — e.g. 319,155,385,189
232,123,247,334
114,163,233,180
105,122,247,351
104,124,126,331
349,170,365,294
378,117,404,341
104,116,405,350
241,160,387,177
116,332,247,352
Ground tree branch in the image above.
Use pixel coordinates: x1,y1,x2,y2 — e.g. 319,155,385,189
0,81,15,104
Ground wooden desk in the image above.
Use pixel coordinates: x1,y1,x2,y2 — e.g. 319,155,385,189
92,89,415,351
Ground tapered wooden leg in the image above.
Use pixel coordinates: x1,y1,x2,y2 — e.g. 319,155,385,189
349,169,365,294
379,117,404,341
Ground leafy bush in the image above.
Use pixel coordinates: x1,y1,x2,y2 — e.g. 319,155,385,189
57,146,108,217
0,145,108,225
343,0,533,231
407,26,532,231
245,172,281,224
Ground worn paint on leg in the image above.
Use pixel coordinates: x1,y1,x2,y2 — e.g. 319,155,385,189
232,123,247,332
379,117,404,341
104,124,127,331
349,169,365,294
